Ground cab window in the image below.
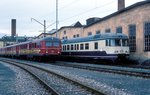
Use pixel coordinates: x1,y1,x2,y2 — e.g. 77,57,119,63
46,41,52,47
53,41,60,47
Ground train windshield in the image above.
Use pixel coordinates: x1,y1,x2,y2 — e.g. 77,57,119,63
122,39,128,46
53,41,60,47
106,39,128,46
46,41,52,47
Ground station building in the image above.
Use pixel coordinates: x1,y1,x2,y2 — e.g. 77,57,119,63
49,0,150,63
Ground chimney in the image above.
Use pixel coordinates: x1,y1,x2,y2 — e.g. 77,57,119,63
118,0,125,11
11,19,16,37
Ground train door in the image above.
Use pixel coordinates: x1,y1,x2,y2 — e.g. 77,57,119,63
40,41,46,54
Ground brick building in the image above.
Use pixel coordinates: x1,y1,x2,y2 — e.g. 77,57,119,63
49,0,150,63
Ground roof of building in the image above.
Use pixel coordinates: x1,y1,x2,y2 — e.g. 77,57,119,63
84,0,150,28
71,21,82,27
62,33,128,44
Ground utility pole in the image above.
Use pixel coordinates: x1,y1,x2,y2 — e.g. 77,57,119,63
56,0,58,38
31,18,46,37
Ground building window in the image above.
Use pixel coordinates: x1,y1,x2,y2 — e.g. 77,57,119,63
96,30,100,34
105,29,111,33
65,36,68,39
94,42,98,49
144,21,150,51
88,32,92,36
116,26,122,33
80,44,84,50
77,34,79,37
73,35,76,38
85,43,89,50
129,24,136,52
64,31,66,35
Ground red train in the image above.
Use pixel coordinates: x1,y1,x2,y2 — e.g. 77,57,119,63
0,37,61,61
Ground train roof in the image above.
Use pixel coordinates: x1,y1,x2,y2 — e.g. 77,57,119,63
62,33,128,44
2,37,60,48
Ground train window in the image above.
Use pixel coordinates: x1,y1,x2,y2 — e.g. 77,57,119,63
75,44,77,50
80,44,84,50
71,45,74,50
94,42,98,49
64,45,66,51
106,39,110,46
85,43,89,50
122,39,128,46
110,39,121,46
53,41,59,47
67,45,70,50
63,46,65,51
46,41,52,47
77,44,79,50
115,39,121,46
36,42,41,48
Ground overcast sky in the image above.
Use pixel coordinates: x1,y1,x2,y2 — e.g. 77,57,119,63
0,0,144,37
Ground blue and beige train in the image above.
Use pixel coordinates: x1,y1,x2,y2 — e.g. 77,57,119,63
61,33,129,61
0,33,129,62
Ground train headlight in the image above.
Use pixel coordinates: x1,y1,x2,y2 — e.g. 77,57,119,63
114,51,118,53
120,50,123,53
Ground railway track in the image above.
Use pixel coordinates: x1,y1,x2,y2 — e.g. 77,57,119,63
0,58,105,95
0,60,59,95
53,62,150,79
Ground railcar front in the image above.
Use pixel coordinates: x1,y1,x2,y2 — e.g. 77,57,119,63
30,37,61,61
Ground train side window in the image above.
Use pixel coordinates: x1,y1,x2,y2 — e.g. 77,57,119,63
106,40,109,46
80,44,84,50
77,44,79,50
85,43,89,50
67,45,70,50
64,45,66,51
75,44,76,50
63,46,65,51
71,45,74,50
94,42,98,49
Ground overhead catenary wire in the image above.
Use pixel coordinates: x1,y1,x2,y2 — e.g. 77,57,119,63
59,0,116,23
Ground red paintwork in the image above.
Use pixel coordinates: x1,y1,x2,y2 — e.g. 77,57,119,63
0,37,62,57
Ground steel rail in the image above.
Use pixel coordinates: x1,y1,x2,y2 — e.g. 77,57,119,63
53,62,150,79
